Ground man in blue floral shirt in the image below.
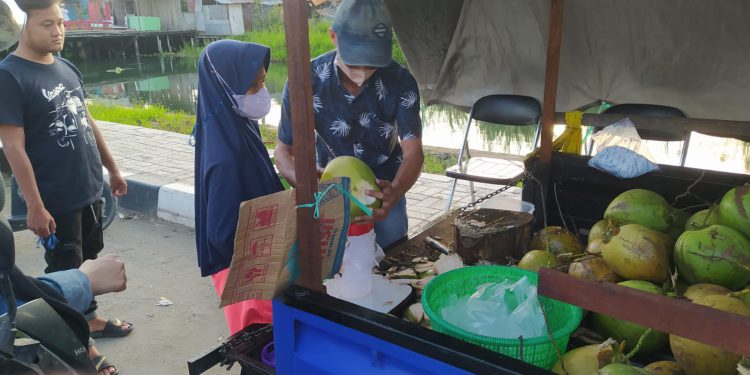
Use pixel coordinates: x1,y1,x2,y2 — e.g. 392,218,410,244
276,0,424,248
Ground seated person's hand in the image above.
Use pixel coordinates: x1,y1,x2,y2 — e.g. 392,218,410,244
79,254,127,296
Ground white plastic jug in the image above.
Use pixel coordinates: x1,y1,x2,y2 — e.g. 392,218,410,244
337,223,382,299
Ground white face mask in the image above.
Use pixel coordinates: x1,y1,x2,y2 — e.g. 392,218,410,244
206,51,270,120
233,87,271,120
335,57,376,87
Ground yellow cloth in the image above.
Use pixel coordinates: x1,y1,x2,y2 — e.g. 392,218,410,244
528,111,584,157
555,111,583,154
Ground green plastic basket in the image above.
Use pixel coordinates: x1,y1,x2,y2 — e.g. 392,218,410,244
421,266,583,369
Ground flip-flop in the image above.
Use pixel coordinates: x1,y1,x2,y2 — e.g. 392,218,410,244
92,354,119,375
90,319,134,339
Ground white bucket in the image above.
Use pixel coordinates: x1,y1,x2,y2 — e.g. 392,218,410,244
480,196,535,214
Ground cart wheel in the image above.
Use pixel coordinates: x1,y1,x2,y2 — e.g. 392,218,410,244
101,182,118,231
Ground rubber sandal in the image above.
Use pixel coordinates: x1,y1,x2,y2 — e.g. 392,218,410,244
92,354,119,375
90,319,134,339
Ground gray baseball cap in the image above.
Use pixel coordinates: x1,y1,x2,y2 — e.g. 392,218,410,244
332,0,393,68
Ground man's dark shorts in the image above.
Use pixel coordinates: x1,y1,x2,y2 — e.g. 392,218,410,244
44,201,104,274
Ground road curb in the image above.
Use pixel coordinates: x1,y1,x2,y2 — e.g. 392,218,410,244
157,182,195,228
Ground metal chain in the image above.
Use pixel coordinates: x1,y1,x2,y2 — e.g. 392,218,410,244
454,172,529,217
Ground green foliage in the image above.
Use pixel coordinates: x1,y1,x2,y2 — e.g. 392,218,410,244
174,9,408,66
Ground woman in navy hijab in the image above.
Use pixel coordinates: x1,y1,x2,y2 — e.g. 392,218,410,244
194,40,284,333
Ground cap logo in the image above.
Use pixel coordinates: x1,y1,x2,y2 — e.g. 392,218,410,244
372,23,388,38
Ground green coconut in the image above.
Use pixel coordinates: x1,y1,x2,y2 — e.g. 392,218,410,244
528,226,584,261
667,208,690,241
517,250,561,272
604,189,673,232
644,361,686,375
320,156,382,216
589,219,617,243
587,238,605,254
592,280,668,355
684,207,722,231
597,363,651,375
674,224,750,290
718,185,750,238
568,257,621,283
670,295,750,375
601,224,673,283
683,283,731,302
551,344,601,375
736,286,750,306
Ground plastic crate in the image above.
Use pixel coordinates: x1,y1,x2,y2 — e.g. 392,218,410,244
273,286,552,375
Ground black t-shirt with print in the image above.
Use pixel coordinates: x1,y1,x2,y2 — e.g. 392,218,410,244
0,55,103,214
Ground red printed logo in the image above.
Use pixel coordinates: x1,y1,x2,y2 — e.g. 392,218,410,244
253,205,278,230
247,235,274,258
244,290,264,299
319,217,335,257
243,264,268,283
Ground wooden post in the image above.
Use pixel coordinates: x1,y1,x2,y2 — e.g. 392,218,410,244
282,0,322,291
538,269,750,357
539,0,565,163
133,36,140,56
157,35,163,54
191,37,196,49
136,38,142,72
166,35,173,53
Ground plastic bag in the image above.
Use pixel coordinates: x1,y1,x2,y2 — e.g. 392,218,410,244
439,276,547,339
588,118,659,178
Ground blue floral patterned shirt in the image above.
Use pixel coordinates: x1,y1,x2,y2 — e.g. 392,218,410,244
278,50,422,181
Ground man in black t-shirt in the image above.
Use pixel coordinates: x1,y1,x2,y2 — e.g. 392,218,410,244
0,0,132,345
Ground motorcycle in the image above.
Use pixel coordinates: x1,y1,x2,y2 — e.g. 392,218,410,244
4,172,118,232
1,217,96,375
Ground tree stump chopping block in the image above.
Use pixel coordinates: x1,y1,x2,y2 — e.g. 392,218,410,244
454,208,534,265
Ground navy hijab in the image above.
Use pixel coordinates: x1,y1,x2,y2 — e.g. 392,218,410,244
195,40,284,277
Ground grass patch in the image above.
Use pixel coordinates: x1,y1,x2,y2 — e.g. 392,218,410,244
423,153,458,175
88,101,195,135
90,101,278,149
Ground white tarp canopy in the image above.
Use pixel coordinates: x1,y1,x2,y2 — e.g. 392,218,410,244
385,0,750,122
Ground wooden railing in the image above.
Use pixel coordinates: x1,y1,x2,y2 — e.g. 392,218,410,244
64,20,114,31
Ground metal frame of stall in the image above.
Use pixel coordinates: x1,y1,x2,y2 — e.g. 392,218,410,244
280,0,750,370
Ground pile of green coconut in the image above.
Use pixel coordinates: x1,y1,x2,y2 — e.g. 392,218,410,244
515,185,750,375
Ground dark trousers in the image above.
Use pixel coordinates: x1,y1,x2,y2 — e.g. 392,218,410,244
44,201,104,317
